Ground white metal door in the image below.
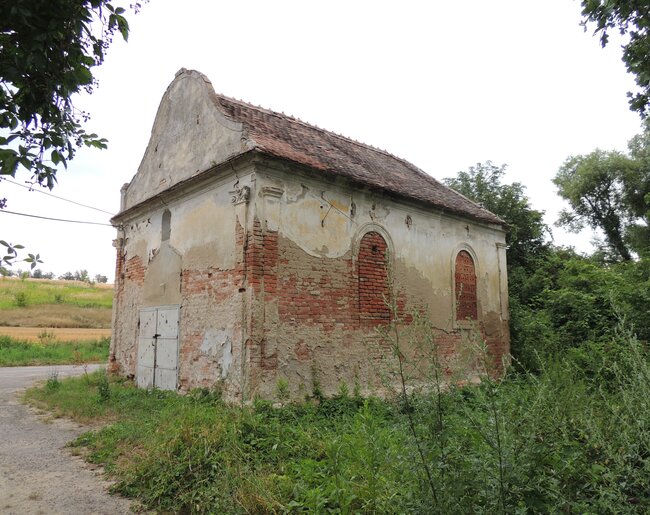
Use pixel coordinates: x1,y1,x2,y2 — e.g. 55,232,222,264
137,306,179,390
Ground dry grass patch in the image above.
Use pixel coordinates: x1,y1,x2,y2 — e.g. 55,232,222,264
0,304,111,328
0,326,111,342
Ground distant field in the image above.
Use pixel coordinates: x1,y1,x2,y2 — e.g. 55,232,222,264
0,327,112,342
0,278,113,328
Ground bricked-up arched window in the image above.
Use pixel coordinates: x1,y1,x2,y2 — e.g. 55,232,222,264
358,231,390,324
455,250,478,321
162,209,171,242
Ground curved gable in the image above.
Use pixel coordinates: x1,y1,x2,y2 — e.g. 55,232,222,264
124,69,249,210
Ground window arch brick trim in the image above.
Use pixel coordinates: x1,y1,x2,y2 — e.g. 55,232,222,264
352,223,394,259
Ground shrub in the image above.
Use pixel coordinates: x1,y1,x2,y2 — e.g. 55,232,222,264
13,291,28,307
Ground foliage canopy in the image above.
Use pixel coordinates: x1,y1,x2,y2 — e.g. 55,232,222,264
444,161,549,272
0,0,138,193
580,0,650,118
554,121,650,261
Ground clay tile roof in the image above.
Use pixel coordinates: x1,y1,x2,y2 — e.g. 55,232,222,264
214,91,504,226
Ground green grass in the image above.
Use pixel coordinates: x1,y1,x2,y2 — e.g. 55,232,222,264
0,277,113,310
0,335,110,366
24,332,650,514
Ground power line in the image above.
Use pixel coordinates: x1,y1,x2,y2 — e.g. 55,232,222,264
0,209,113,227
1,178,115,215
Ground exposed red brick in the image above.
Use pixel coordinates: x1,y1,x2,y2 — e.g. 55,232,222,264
275,233,358,332
455,251,477,321
293,340,311,361
358,232,390,324
124,255,145,286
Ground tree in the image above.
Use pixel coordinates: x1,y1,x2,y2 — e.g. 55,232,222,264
0,0,140,194
94,273,108,283
554,150,637,261
31,269,54,279
444,162,550,272
554,123,650,261
579,0,650,118
0,0,141,267
74,269,90,282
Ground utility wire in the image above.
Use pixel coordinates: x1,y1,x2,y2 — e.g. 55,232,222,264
0,209,113,227
2,178,115,215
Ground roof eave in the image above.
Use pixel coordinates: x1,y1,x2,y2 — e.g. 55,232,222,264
254,152,507,229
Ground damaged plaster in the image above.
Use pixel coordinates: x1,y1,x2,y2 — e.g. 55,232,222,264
110,69,510,401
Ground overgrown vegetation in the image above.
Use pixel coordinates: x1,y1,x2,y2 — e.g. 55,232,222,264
25,325,650,513
0,335,109,366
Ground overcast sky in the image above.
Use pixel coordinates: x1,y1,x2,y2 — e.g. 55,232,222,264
1,0,643,281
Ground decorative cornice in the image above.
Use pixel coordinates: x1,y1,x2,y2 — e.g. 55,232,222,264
260,186,283,199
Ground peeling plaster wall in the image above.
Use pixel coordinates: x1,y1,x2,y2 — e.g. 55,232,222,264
245,162,510,398
111,170,254,400
112,152,509,401
123,71,251,210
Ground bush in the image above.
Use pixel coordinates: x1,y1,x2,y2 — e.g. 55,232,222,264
13,291,28,307
509,250,650,367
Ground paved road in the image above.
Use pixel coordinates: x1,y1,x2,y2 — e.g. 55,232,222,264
0,365,134,514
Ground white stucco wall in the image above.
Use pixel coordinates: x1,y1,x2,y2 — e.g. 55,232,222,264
122,70,251,210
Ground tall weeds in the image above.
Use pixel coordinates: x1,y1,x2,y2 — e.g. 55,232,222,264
377,290,650,513
23,323,650,513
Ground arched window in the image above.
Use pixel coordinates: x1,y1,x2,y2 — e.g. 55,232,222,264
455,250,477,321
162,209,171,242
358,231,390,324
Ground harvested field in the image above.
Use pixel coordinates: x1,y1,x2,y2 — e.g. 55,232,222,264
0,304,111,328
0,327,111,342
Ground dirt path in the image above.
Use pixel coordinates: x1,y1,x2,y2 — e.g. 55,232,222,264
0,365,134,514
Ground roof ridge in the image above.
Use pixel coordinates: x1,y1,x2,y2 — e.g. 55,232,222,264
215,92,419,167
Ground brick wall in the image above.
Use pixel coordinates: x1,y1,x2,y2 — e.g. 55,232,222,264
176,220,247,394
124,255,146,286
110,254,145,378
358,231,390,325
455,250,477,321
245,224,509,398
276,236,357,332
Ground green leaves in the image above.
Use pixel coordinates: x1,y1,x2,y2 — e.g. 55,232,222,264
24,253,43,270
554,123,650,261
1,240,22,265
0,0,140,187
580,0,650,118
0,240,43,268
444,161,550,272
